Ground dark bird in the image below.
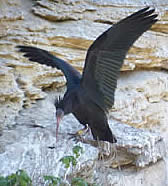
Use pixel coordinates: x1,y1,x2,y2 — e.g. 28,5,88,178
17,7,158,143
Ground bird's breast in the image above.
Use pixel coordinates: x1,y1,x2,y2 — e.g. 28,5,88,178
72,99,106,127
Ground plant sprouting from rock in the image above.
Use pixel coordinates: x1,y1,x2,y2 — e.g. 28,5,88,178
60,145,83,169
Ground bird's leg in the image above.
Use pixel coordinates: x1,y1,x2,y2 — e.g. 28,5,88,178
98,142,117,161
68,124,89,141
76,124,89,136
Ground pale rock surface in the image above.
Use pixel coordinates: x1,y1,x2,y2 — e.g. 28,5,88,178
0,91,166,185
0,0,168,185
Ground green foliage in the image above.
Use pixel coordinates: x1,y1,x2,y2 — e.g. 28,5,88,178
72,146,83,158
0,170,32,186
71,177,88,186
60,155,77,168
60,145,83,168
0,176,8,186
59,146,92,186
0,145,98,186
43,175,61,186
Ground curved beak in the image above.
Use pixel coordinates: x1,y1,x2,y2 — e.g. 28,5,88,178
56,109,64,141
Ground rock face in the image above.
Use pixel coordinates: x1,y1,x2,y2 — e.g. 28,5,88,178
0,0,168,185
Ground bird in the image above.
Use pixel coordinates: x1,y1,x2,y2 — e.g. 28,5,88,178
17,7,158,143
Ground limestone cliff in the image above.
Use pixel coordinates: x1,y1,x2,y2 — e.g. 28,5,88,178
0,0,168,185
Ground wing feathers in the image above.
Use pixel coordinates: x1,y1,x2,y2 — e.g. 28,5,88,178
17,45,81,89
81,7,158,111
126,7,150,19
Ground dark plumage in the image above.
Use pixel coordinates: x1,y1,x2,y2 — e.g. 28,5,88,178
17,7,158,143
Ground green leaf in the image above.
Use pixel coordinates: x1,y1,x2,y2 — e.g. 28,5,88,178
60,156,70,168
60,156,77,168
71,157,77,167
71,177,88,186
6,170,32,186
6,173,17,185
44,175,61,182
17,170,32,184
0,176,8,186
73,146,83,158
44,175,61,186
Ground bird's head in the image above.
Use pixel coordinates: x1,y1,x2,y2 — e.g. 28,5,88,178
55,96,64,140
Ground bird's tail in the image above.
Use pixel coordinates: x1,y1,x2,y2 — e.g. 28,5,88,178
91,125,117,143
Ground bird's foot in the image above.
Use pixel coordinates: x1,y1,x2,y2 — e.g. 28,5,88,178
98,142,117,161
68,124,89,142
68,133,83,143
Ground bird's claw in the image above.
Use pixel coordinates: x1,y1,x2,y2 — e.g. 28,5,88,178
68,125,89,143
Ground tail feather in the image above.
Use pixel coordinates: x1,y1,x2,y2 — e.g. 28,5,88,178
91,125,117,143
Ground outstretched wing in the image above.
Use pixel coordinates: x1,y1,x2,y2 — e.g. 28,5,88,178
81,7,158,111
17,46,81,89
